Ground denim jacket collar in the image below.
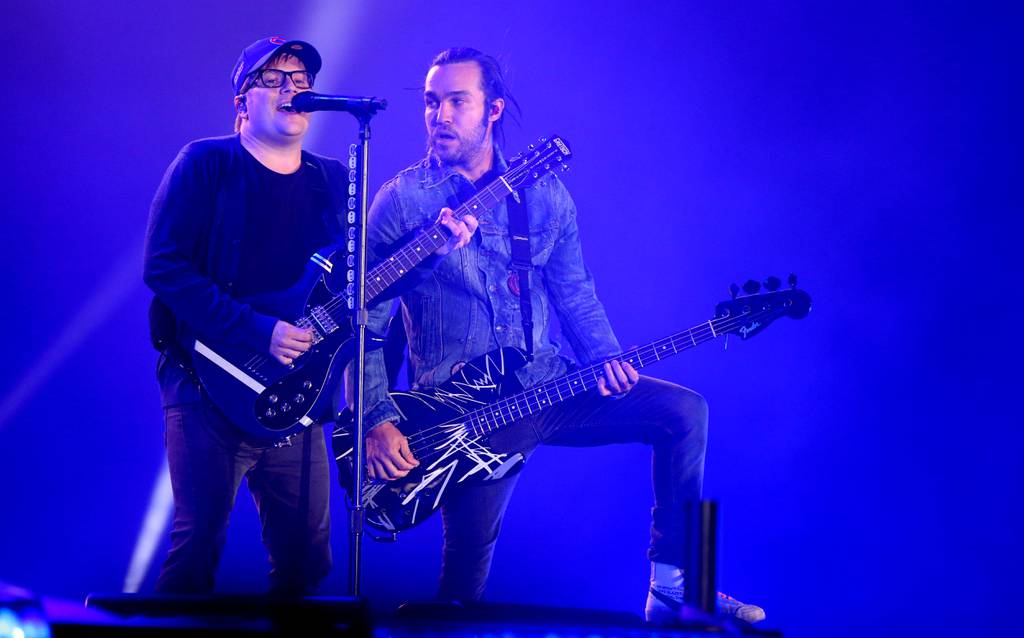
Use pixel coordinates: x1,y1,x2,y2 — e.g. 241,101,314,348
419,145,509,189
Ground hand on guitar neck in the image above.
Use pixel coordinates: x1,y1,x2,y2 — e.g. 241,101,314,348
434,207,479,256
596,358,639,398
366,422,419,481
269,320,314,366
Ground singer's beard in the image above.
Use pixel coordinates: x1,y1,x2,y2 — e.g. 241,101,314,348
426,114,490,169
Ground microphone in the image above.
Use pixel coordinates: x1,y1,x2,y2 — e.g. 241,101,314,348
291,91,388,115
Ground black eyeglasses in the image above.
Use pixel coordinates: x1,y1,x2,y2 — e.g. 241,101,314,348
247,68,315,90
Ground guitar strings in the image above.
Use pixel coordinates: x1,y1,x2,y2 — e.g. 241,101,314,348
401,317,727,448
231,159,544,378
243,153,555,382
314,153,543,320
399,307,782,460
221,153,558,433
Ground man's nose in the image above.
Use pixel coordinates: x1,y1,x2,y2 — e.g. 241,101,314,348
434,102,453,124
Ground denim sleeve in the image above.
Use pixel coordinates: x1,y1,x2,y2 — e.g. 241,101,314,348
540,180,622,365
356,185,412,430
142,145,277,352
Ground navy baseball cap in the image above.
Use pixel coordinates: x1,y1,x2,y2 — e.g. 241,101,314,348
231,36,322,95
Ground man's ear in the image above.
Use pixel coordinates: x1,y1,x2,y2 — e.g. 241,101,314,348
488,97,505,123
234,94,247,118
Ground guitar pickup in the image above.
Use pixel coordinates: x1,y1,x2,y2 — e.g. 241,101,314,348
310,306,339,336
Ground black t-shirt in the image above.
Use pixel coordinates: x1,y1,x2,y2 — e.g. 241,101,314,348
235,152,331,298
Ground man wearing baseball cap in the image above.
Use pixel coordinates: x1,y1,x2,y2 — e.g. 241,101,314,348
142,36,337,595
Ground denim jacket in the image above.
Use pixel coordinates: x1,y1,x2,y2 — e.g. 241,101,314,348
362,149,622,429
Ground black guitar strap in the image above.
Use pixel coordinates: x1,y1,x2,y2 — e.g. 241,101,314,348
506,191,535,362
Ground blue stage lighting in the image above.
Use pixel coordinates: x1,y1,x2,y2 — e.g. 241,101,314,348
0,583,51,638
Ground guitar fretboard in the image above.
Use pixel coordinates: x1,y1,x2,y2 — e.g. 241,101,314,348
363,178,513,300
461,316,742,437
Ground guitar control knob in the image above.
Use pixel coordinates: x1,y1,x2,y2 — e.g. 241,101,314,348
302,380,313,390
268,394,279,404
294,394,305,404
281,403,292,413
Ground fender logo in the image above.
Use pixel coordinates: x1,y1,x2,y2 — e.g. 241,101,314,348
738,321,761,337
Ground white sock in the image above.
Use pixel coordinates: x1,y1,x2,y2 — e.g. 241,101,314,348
650,561,684,599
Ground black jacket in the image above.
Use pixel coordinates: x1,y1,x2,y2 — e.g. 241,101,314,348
143,134,347,404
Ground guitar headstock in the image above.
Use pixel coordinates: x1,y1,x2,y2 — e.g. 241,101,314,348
713,275,811,340
504,135,572,190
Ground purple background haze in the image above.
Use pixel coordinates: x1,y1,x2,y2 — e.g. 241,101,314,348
2,2,1020,637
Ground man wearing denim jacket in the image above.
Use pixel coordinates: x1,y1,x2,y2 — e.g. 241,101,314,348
358,47,764,624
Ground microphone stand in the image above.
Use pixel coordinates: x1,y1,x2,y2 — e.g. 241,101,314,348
341,100,386,597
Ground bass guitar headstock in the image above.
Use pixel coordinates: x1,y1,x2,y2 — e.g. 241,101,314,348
713,274,811,340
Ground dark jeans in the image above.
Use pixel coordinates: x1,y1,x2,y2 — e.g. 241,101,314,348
437,375,708,601
154,400,332,595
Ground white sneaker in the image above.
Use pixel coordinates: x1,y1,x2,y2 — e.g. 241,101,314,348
646,563,765,624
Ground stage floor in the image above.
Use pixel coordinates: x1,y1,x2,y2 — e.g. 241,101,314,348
34,594,780,637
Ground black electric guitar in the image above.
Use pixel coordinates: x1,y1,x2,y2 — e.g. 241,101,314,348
334,281,811,533
184,135,573,442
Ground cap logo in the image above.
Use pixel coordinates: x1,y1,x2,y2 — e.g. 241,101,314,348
269,36,286,45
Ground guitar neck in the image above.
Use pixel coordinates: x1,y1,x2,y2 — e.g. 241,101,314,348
297,175,517,336
466,317,738,435
364,177,513,301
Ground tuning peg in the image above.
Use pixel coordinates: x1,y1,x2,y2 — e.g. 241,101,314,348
729,283,740,299
764,276,781,292
742,279,761,295
788,273,798,289
560,164,570,172
528,144,535,151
